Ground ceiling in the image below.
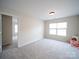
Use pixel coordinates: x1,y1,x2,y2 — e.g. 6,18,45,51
0,0,79,20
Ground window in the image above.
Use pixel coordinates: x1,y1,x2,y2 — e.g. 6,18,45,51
15,24,18,33
49,22,67,36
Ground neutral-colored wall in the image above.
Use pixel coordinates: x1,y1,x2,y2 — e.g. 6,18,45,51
0,9,44,47
0,15,2,54
78,19,79,37
12,17,18,48
2,15,12,45
44,15,79,42
18,15,44,47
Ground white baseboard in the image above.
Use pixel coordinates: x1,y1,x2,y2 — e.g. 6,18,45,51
18,39,42,47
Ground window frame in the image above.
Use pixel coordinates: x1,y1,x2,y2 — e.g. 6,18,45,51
49,22,67,36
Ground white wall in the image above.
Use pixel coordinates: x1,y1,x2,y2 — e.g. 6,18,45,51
12,17,18,48
18,15,44,47
0,15,2,54
0,9,44,47
78,18,79,37
44,15,79,42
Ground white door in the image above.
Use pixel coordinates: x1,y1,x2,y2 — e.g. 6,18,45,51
0,15,2,54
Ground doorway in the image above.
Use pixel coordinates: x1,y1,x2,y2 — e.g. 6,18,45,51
2,14,18,50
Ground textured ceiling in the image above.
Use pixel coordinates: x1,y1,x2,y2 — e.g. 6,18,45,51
0,0,79,20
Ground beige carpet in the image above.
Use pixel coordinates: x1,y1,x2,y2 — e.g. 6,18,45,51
1,39,79,59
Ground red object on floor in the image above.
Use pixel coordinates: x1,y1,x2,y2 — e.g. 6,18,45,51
69,38,79,47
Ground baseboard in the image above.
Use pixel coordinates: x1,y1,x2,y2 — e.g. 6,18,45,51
18,39,42,47
2,43,11,47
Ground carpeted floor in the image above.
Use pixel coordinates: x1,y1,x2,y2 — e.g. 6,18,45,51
1,39,79,59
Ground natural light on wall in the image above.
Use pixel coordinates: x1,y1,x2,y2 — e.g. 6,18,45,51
15,24,18,34
49,22,67,36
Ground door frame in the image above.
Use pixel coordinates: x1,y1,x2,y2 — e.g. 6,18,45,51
1,13,18,50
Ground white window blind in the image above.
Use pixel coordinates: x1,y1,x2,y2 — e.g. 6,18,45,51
49,22,67,36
